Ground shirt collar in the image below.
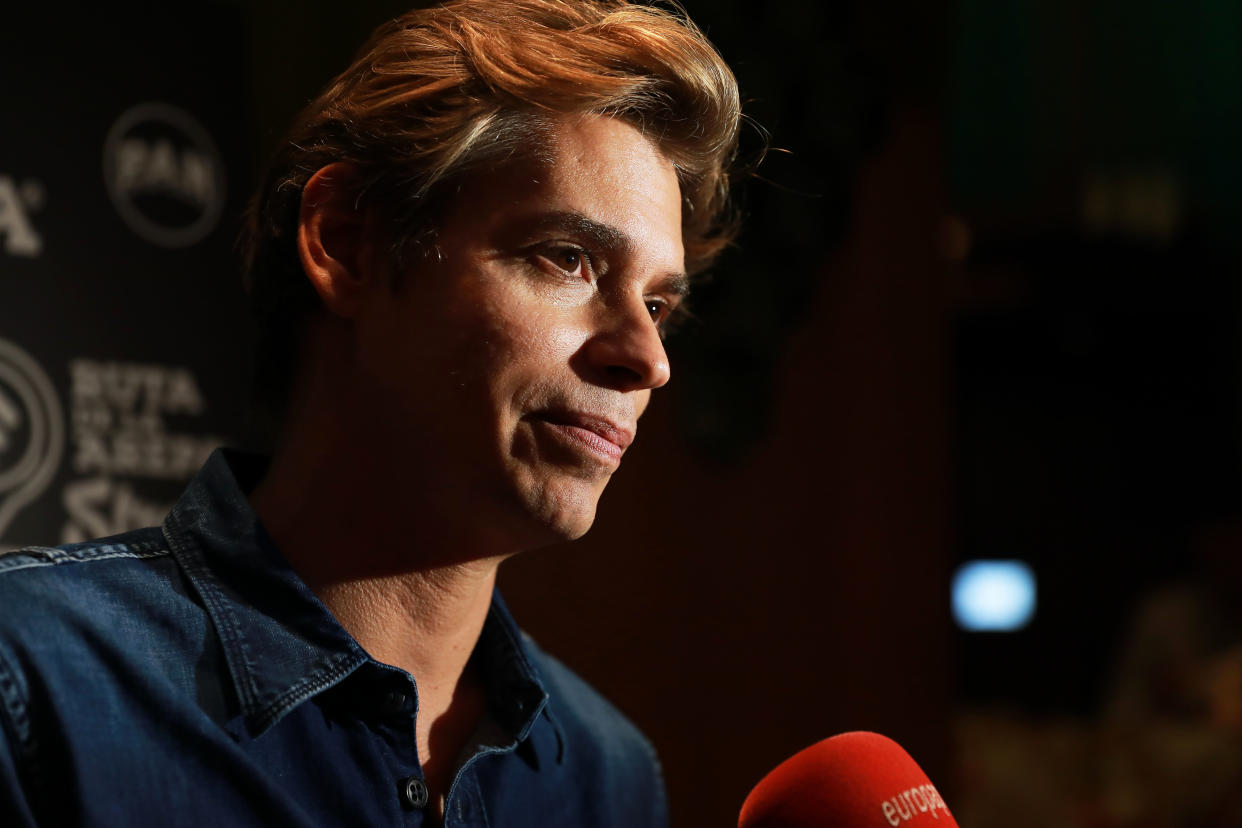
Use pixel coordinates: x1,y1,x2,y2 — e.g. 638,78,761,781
477,593,559,745
162,448,563,750
162,449,368,736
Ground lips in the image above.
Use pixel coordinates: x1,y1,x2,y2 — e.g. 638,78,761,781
529,409,635,464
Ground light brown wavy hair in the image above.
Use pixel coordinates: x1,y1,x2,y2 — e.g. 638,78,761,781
241,0,742,412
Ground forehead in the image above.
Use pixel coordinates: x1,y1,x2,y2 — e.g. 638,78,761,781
539,114,679,201
442,115,685,269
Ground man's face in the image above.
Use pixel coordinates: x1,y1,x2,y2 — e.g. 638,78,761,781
351,115,685,550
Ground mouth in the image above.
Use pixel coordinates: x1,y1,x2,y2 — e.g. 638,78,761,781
528,409,635,465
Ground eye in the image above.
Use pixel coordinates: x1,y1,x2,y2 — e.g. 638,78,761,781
537,244,590,279
644,295,688,338
645,297,674,327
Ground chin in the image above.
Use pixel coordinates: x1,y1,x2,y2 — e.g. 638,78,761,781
535,500,598,544
550,512,597,542
517,478,604,546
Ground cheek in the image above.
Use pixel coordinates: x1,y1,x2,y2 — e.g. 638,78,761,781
470,284,587,360
521,315,587,358
458,301,589,400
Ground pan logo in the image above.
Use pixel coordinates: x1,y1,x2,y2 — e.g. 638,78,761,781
102,102,226,248
0,174,44,258
0,339,65,543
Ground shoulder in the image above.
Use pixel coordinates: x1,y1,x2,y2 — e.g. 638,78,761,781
0,529,172,579
0,530,184,746
0,529,183,636
0,528,211,707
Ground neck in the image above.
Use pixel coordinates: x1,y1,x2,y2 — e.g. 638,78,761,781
247,321,527,674
248,426,508,676
250,432,501,814
248,320,537,816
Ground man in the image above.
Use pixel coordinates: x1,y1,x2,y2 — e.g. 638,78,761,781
0,1,740,825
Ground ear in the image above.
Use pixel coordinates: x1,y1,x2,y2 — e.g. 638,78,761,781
297,162,372,317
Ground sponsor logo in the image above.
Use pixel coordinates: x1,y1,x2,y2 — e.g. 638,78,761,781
0,174,45,258
880,783,951,825
68,359,216,480
61,359,217,543
0,339,65,542
102,102,226,248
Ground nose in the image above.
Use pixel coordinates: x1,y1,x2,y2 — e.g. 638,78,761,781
578,300,671,392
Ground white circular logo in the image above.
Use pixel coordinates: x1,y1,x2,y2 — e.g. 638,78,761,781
0,339,65,542
103,102,227,248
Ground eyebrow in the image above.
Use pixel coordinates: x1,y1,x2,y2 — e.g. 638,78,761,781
531,211,690,297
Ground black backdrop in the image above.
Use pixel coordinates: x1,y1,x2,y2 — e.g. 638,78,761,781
8,2,1242,825
0,8,253,550
0,3,957,825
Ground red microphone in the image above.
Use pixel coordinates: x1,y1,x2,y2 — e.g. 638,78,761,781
738,732,958,827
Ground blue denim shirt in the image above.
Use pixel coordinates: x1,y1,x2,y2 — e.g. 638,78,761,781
0,450,668,827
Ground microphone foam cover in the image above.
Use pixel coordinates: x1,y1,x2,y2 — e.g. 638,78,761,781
738,731,957,828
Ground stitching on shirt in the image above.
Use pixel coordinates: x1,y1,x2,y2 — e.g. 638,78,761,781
445,760,492,826
469,772,491,828
0,541,169,576
161,514,263,721
251,653,363,733
476,774,491,828
638,728,668,821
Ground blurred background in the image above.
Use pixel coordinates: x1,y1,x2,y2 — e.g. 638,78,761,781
3,1,1241,825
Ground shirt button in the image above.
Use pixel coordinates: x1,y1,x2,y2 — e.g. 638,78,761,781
399,775,430,809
